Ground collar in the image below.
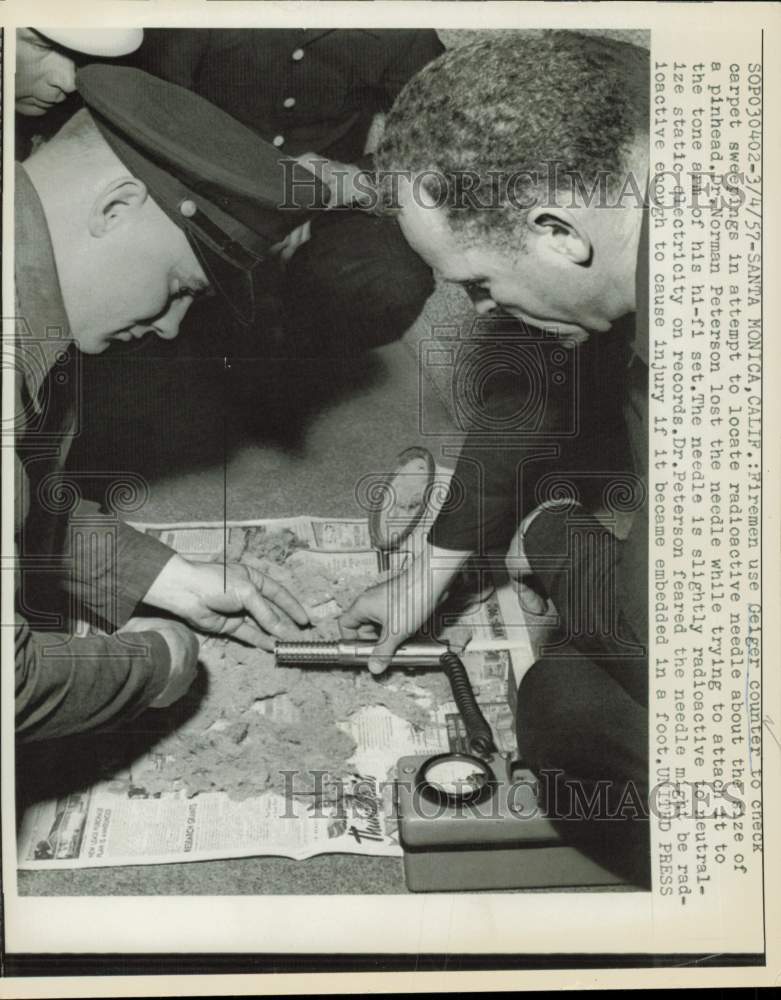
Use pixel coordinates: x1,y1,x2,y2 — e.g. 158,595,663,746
15,164,72,410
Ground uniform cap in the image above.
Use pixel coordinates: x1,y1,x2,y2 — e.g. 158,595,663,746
37,29,144,58
77,64,327,324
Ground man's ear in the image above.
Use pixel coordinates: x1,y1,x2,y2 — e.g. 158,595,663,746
525,206,592,266
88,177,148,238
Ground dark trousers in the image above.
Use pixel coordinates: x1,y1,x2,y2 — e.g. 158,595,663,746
281,209,435,353
517,505,650,887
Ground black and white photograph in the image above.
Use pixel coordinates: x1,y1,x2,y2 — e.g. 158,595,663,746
1,1,777,992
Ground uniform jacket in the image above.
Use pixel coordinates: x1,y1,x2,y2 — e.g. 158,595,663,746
14,165,175,740
134,28,444,164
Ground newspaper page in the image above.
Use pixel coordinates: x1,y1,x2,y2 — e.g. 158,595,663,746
16,515,528,870
1,0,779,993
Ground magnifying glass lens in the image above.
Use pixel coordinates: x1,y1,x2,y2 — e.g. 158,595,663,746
425,759,488,795
418,753,493,805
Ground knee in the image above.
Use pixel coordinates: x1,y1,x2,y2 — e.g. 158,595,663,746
287,217,434,310
516,656,575,755
519,653,566,704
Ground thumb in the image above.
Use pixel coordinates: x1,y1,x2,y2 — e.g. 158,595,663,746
367,633,400,676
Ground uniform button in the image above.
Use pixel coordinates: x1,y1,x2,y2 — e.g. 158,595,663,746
272,135,285,147
291,48,305,61
283,96,296,109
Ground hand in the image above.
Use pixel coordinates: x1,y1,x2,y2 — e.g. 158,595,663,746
294,152,375,208
119,617,199,709
269,220,312,265
143,555,310,650
339,545,470,674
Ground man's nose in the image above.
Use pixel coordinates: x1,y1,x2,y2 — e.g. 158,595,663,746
153,296,194,340
48,54,77,97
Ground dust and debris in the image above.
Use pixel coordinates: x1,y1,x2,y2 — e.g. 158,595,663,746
235,527,387,640
124,529,454,801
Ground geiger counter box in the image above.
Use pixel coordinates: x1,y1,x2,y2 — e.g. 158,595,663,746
395,753,627,892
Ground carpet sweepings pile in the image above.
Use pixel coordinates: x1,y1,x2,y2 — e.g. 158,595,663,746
126,529,453,801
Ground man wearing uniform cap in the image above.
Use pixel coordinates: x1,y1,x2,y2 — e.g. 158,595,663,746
15,28,144,158
14,65,321,741
16,28,143,116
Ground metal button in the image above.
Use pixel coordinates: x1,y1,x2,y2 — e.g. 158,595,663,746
283,96,296,109
291,48,304,61
179,199,197,218
272,135,285,147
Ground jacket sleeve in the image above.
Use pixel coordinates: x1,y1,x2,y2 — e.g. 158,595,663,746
61,499,175,629
15,613,170,742
429,425,550,554
429,343,574,553
429,324,634,553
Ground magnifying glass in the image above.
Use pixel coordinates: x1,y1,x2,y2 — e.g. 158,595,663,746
416,752,496,807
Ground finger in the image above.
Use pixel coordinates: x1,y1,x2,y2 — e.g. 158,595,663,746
242,588,309,641
231,619,276,651
220,613,267,645
338,600,374,632
368,655,391,676
367,632,401,676
340,620,380,641
256,575,310,626
239,588,288,638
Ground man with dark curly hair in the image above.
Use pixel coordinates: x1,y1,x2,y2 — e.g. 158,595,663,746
375,30,648,330
342,31,651,886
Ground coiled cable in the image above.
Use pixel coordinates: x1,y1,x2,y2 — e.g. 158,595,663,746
439,649,496,757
